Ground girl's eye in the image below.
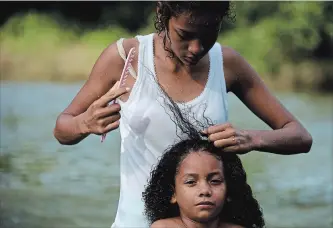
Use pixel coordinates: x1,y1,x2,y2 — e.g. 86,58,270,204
211,179,222,185
184,180,195,185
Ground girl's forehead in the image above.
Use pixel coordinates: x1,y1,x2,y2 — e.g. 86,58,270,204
177,151,223,174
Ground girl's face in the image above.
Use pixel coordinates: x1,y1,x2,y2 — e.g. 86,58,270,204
171,151,227,223
166,13,221,66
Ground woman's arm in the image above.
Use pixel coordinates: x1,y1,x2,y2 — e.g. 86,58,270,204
223,46,313,155
53,42,127,145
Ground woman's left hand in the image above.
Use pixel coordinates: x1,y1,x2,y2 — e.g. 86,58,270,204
202,123,256,154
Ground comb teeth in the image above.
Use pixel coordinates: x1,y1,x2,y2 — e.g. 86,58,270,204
119,47,135,88
121,73,128,87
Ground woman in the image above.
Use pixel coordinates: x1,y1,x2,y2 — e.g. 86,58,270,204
53,1,312,227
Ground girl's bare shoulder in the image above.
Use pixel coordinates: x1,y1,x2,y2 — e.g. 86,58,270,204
150,217,182,228
220,222,245,228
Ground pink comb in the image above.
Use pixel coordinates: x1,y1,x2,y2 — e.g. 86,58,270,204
101,47,135,142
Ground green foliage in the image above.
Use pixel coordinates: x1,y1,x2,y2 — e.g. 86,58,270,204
80,26,131,48
220,1,333,86
233,1,281,27
0,2,332,92
275,2,332,58
1,13,77,53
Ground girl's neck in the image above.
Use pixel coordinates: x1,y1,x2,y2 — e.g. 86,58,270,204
180,215,221,228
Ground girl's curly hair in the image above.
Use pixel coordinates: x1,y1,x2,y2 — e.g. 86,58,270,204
142,139,265,228
153,1,235,57
141,67,265,227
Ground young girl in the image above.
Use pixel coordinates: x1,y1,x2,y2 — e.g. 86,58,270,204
143,139,264,228
53,1,312,227
143,78,264,228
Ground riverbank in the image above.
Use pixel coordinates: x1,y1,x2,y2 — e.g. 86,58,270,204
1,13,332,93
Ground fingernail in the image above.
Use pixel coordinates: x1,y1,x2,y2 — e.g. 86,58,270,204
125,87,131,91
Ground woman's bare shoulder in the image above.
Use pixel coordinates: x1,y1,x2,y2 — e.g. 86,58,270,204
218,45,241,91
89,36,139,82
220,45,244,75
122,37,140,52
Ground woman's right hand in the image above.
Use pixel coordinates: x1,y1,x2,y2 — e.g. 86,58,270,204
79,81,130,135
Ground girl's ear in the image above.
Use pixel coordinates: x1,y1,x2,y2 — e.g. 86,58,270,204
170,194,177,204
170,185,177,204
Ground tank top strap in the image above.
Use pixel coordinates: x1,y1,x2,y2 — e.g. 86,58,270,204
116,38,137,79
209,42,229,121
118,34,156,107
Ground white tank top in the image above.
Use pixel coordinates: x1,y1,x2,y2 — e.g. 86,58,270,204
111,33,229,227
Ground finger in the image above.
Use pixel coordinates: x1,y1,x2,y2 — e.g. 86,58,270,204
213,137,237,148
106,81,120,96
103,87,130,106
205,123,232,135
222,146,248,154
105,81,129,97
222,146,240,153
97,103,121,118
208,129,235,142
100,83,130,107
103,120,120,133
100,113,121,126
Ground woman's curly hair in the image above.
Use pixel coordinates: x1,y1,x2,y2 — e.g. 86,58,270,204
141,68,265,227
153,1,236,57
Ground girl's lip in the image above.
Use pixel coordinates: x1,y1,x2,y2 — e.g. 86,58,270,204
196,201,215,206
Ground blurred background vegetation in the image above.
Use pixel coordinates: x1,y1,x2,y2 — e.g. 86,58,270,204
1,1,332,93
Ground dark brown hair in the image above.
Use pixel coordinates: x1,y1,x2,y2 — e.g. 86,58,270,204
154,1,235,57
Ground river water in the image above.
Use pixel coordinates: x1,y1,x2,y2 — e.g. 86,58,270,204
1,82,332,228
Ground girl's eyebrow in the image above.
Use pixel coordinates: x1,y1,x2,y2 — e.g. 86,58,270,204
207,171,223,179
181,171,223,179
181,173,198,178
